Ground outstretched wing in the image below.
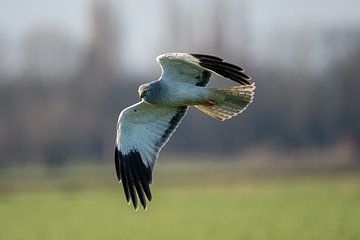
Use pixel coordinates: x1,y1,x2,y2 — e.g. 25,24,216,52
156,53,251,87
115,101,187,210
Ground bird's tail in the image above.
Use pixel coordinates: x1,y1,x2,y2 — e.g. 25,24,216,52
195,83,255,121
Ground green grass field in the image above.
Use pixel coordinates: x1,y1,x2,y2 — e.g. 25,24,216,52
0,162,359,240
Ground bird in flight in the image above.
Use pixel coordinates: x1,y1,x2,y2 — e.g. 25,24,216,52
115,53,255,210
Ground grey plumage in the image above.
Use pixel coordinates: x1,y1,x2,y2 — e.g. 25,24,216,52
115,53,255,210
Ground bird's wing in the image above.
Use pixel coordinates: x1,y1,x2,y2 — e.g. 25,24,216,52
115,101,187,210
156,53,252,86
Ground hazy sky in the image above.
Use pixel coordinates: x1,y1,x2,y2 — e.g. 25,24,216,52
2,0,359,42
0,0,89,43
1,0,360,75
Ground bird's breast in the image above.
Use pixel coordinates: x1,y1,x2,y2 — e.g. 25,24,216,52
160,83,212,106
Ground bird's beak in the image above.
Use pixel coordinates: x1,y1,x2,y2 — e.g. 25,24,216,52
139,91,145,100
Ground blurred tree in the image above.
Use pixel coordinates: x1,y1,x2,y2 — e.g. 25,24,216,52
22,27,83,81
67,0,120,163
86,0,118,76
336,41,360,160
0,35,7,78
0,0,359,167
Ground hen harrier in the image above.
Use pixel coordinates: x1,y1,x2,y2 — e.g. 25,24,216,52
115,53,255,210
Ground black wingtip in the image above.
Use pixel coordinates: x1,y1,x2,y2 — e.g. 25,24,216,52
190,53,223,62
130,158,147,209
120,157,131,203
129,184,138,210
190,53,252,85
115,149,153,210
114,147,121,182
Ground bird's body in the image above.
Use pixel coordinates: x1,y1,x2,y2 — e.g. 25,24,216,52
143,80,218,106
115,53,255,210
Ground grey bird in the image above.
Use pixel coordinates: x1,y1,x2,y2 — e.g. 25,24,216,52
115,53,255,210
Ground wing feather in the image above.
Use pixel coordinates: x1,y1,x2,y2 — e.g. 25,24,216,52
156,53,252,86
115,101,187,209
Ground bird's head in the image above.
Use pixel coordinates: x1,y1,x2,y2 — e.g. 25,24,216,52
138,84,150,100
138,83,159,103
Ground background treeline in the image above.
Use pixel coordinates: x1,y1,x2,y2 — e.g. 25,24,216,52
0,0,359,166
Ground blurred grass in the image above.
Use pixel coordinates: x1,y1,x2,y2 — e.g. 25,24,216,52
0,160,360,240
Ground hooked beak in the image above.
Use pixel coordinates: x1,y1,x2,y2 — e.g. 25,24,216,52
139,91,145,100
